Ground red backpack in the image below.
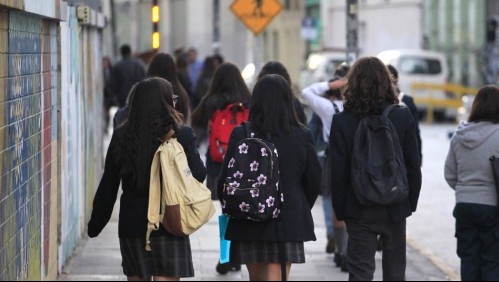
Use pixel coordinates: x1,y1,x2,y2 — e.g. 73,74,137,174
209,103,249,163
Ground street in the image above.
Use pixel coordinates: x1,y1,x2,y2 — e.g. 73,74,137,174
59,120,459,281
407,123,461,280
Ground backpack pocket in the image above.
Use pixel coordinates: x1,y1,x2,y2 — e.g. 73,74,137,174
222,178,274,221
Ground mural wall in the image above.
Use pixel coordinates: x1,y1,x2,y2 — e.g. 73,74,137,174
0,1,104,280
0,10,58,281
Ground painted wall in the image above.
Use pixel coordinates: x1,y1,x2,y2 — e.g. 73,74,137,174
0,9,58,281
0,1,105,280
58,5,104,271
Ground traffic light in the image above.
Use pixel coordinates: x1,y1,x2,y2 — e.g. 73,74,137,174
152,0,160,49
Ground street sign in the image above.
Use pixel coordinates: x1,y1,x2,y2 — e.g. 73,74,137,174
300,17,318,40
230,0,284,36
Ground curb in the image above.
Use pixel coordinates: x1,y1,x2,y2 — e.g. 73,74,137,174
407,236,460,281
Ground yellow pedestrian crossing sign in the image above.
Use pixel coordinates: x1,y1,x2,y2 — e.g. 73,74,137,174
230,0,284,36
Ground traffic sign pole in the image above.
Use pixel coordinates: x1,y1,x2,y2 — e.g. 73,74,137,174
346,0,359,64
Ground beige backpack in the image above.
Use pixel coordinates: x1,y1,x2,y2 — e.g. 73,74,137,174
146,134,215,251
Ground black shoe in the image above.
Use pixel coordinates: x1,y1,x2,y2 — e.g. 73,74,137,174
229,263,241,272
216,262,230,275
340,255,348,273
326,236,336,254
334,252,342,267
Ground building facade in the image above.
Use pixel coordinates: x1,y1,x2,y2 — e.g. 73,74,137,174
109,0,307,87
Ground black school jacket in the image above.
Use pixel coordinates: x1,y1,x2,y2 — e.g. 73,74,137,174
217,125,321,242
87,126,206,238
329,105,422,222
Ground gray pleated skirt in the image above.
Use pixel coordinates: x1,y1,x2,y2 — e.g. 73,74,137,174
119,235,194,279
230,240,305,264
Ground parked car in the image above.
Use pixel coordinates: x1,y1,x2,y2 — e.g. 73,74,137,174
377,49,454,121
299,51,347,91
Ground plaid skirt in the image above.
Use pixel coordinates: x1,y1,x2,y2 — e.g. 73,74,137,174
230,240,305,264
119,235,194,279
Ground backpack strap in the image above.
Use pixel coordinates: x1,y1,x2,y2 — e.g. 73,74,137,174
242,122,253,138
382,104,398,119
331,101,340,114
146,148,163,251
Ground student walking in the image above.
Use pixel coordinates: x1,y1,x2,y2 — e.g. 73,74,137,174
148,52,191,123
444,85,499,281
88,78,206,281
111,44,146,109
386,64,422,162
217,74,322,281
191,62,251,195
329,57,422,281
301,63,349,269
256,61,307,125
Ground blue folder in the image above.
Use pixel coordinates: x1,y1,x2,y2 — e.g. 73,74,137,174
218,214,231,263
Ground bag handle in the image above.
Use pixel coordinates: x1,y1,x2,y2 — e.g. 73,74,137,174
159,129,176,143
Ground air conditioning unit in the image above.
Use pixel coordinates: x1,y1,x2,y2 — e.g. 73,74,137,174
77,6,91,25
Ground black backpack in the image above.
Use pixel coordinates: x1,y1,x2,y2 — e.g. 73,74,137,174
222,122,282,221
351,104,409,206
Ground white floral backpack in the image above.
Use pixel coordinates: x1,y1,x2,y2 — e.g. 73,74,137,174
222,122,282,221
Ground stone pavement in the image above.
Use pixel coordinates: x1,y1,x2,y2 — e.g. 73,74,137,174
58,195,450,281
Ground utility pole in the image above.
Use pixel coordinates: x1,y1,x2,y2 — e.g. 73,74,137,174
346,0,359,64
213,0,221,54
110,0,118,58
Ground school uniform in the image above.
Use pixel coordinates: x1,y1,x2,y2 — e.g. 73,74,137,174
217,124,322,264
87,126,206,279
329,105,422,280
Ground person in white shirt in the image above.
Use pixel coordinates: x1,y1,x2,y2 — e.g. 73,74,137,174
302,78,346,145
301,63,349,271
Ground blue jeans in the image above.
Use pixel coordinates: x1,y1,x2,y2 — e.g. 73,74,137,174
322,195,333,238
454,203,499,281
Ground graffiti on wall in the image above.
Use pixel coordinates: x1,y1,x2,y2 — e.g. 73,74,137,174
58,7,83,268
0,11,43,281
0,10,59,280
41,20,58,280
58,6,104,269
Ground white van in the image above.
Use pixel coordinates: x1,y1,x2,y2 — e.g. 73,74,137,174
377,49,453,120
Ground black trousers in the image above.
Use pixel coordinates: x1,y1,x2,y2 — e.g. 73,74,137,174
454,203,499,281
346,209,406,281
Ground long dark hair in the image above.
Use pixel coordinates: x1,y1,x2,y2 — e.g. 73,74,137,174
257,61,292,85
119,77,183,194
468,85,499,123
193,56,218,106
148,52,190,122
343,57,398,117
191,62,251,129
250,74,304,136
256,61,309,124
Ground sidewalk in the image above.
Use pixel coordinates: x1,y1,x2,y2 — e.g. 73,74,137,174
58,195,449,281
